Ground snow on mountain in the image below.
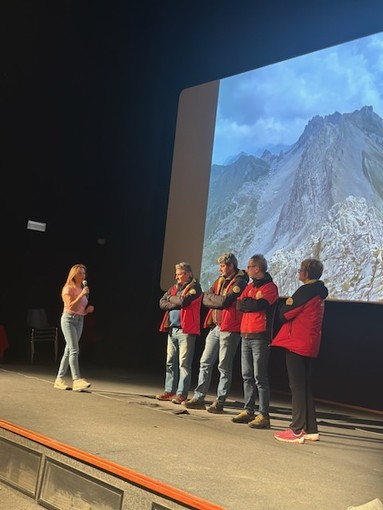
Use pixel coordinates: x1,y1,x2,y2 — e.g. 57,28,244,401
270,196,383,300
200,106,383,302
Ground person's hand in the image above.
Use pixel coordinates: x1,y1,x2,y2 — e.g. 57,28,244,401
80,287,89,297
86,305,94,314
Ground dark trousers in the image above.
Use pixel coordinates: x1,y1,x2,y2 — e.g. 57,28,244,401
286,350,318,434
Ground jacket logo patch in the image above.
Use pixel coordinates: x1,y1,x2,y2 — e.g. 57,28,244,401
256,291,263,299
233,285,241,293
189,288,196,295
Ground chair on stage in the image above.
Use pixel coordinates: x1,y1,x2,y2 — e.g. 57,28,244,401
27,309,58,363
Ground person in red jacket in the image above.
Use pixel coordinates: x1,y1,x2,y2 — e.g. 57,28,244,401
272,258,328,443
157,262,202,404
183,252,248,413
232,254,279,429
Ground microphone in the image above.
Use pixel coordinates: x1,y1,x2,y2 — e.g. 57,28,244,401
82,280,90,301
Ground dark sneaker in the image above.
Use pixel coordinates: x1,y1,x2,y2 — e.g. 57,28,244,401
172,394,187,404
182,397,206,409
156,392,176,401
274,428,305,443
248,414,271,429
232,410,255,423
206,400,224,414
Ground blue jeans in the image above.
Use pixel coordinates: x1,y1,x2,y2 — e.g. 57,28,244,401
194,325,240,402
241,337,270,417
57,313,84,380
164,328,196,396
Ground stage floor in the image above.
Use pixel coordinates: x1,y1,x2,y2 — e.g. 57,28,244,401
1,363,382,510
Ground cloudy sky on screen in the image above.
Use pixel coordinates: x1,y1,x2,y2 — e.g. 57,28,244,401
212,32,383,164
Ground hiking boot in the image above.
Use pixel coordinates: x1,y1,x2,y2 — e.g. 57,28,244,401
156,392,176,401
54,378,70,390
72,378,91,392
248,413,271,429
182,397,206,410
172,394,187,404
232,410,255,423
304,432,320,441
274,428,305,444
206,400,224,414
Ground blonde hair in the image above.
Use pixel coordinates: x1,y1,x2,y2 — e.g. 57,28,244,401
64,264,87,288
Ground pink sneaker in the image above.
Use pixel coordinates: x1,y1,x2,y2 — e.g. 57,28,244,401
274,428,305,444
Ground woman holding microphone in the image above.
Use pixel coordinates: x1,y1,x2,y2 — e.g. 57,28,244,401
54,263,94,391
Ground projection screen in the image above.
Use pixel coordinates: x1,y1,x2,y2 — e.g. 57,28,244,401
161,31,383,303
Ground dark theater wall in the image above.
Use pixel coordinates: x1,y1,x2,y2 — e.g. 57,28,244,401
2,1,382,410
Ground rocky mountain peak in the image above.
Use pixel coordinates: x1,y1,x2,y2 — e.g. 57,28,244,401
201,106,383,302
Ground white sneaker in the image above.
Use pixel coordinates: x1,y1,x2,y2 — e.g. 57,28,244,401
304,433,320,441
72,378,91,392
54,378,70,390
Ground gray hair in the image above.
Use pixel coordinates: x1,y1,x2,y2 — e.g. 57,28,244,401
217,252,238,269
175,262,193,275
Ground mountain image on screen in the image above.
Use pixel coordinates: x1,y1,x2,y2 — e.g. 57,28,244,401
201,106,383,303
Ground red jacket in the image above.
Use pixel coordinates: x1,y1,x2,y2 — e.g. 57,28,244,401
203,269,248,332
272,280,328,358
159,278,202,335
237,276,279,335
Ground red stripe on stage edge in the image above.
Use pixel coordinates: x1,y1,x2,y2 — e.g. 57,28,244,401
0,419,226,510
